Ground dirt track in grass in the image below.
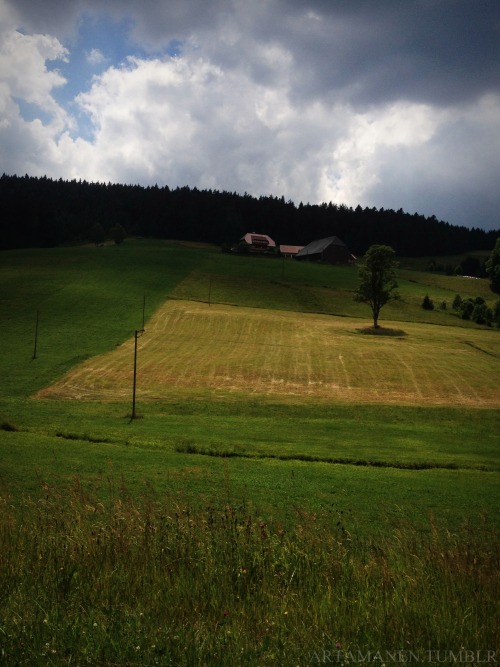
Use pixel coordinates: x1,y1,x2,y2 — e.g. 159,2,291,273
36,300,500,407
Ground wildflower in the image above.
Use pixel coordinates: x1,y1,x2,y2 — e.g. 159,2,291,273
223,610,229,617
336,642,341,649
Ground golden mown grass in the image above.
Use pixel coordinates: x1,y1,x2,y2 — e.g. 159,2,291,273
36,300,500,407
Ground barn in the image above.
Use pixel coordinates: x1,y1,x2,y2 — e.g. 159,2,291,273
295,236,355,264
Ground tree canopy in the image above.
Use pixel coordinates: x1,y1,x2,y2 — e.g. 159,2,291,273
485,238,500,294
1,174,498,256
355,244,399,328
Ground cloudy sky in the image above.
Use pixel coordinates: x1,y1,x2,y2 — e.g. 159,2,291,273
1,0,499,231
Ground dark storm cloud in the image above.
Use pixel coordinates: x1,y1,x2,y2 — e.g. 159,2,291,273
6,0,227,41
7,0,500,107
267,0,500,107
366,99,500,228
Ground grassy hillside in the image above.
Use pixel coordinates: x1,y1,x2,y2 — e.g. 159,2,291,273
1,238,498,500
1,239,496,401
0,239,498,665
0,240,204,398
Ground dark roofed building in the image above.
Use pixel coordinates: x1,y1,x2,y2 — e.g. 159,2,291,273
295,236,355,264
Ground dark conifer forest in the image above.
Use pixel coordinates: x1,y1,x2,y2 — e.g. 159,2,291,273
1,173,497,256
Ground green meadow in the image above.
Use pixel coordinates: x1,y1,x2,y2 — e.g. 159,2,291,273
0,239,499,665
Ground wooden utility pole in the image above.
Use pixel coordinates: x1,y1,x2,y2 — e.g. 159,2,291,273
32,310,39,359
131,328,145,419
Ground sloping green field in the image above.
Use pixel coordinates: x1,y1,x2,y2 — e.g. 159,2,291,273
1,238,498,515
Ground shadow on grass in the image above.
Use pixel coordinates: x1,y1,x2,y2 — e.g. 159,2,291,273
356,326,407,337
174,443,496,471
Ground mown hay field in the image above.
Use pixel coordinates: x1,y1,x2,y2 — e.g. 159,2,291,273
37,299,500,407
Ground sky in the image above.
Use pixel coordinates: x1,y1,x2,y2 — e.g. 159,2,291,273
1,0,499,231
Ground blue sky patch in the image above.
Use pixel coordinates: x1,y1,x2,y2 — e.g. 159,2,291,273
13,97,53,126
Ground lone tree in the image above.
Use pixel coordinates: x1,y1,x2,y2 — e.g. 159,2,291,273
355,244,399,328
89,222,105,246
111,223,127,245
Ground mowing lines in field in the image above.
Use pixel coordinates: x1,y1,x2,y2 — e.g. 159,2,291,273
35,300,500,407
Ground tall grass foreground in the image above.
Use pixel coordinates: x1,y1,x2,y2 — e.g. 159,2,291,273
1,481,498,666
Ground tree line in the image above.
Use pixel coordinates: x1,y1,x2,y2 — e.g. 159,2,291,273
1,173,497,256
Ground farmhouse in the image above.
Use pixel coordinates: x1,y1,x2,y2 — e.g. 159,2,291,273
240,232,276,252
295,236,355,264
279,244,304,258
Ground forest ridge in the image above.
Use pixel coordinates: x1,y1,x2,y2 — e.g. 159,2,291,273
1,174,497,256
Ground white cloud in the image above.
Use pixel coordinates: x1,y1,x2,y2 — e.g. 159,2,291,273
86,47,106,66
0,28,68,113
66,51,353,199
0,16,73,174
322,103,449,207
73,54,282,185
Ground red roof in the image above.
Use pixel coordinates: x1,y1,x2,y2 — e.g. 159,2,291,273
280,245,304,255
